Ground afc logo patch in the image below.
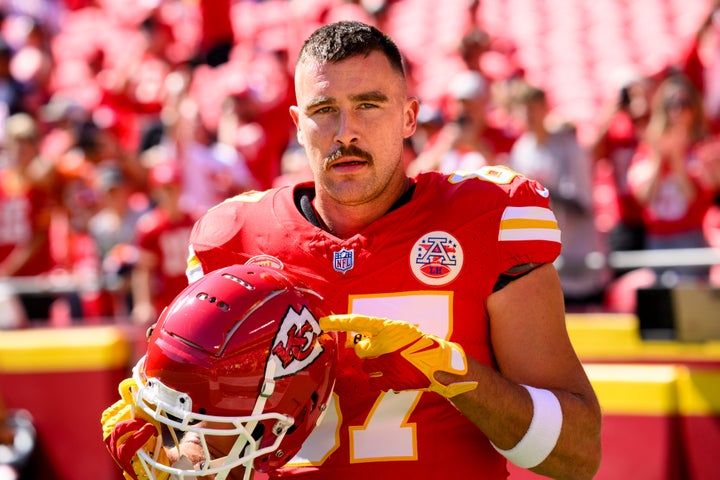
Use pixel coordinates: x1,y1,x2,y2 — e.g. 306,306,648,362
410,231,464,286
333,247,354,274
270,305,325,378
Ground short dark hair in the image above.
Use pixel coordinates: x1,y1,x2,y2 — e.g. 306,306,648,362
297,21,405,77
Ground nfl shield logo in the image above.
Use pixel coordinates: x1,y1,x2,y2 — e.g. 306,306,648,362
333,248,354,274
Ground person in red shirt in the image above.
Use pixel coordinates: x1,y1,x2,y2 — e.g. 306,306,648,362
0,113,57,322
627,74,719,281
590,72,652,254
407,69,517,176
130,161,194,326
105,21,600,480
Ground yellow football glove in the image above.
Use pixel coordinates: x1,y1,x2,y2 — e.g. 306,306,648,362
101,378,169,480
320,315,478,398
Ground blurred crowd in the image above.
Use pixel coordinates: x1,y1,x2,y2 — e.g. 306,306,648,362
1,0,720,330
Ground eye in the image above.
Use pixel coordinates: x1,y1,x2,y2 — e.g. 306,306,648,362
313,106,334,115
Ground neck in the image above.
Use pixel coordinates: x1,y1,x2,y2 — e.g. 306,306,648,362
314,176,411,239
532,125,549,144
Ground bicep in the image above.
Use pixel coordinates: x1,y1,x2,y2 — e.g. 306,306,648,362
487,263,592,395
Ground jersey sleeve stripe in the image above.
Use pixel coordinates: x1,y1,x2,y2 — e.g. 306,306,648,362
499,206,561,243
500,218,558,230
499,228,561,243
501,206,557,222
186,248,204,284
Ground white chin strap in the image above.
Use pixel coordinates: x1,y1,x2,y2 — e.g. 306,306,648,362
207,356,280,480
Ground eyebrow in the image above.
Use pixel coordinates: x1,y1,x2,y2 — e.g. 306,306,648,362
305,90,390,112
352,91,389,103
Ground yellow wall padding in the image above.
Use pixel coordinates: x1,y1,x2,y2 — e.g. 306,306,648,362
0,326,131,373
566,313,720,362
585,363,720,416
676,367,720,416
585,364,679,415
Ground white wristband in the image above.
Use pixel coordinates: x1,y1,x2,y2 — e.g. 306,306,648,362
491,384,563,468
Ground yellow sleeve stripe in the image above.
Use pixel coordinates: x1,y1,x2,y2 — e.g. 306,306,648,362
501,218,559,230
499,206,560,243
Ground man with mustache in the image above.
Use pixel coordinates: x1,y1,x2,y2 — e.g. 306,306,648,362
109,20,602,480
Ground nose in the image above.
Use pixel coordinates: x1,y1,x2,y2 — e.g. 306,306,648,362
333,110,359,146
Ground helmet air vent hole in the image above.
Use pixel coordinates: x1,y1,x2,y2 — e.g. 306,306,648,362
217,301,230,311
222,273,255,290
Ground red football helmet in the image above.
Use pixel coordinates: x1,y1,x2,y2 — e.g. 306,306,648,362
131,264,337,479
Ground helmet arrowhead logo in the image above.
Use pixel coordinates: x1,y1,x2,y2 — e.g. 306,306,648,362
270,306,325,378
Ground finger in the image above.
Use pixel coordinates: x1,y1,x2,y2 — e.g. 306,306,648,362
355,321,421,357
319,314,391,335
113,418,152,440
114,421,158,460
118,378,138,404
101,400,133,439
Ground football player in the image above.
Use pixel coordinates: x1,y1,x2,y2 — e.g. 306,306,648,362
102,264,338,479
185,21,600,479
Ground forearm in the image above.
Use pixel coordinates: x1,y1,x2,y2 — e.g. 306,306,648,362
437,359,602,480
130,268,153,307
0,239,43,277
632,151,663,205
130,260,158,325
669,159,699,202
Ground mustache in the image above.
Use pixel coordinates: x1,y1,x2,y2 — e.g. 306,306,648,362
325,145,373,166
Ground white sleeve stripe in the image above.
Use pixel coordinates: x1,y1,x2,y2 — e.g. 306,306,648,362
501,206,556,222
499,228,561,243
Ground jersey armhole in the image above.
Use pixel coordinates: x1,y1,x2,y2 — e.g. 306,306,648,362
492,263,544,292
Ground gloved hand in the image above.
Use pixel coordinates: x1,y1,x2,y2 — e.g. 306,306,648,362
320,315,478,398
101,378,169,480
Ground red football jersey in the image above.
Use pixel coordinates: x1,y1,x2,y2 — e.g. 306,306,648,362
135,208,195,311
628,144,716,236
187,168,561,479
0,171,55,276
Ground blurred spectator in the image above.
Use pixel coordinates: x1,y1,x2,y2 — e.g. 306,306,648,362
197,0,233,66
679,1,720,287
406,103,444,162
628,74,718,278
0,112,57,322
680,0,720,132
509,83,608,308
88,166,147,261
0,35,25,117
38,93,88,161
86,165,149,318
590,71,653,255
407,70,517,176
273,140,313,188
6,16,54,116
130,160,194,326
606,74,720,311
160,96,259,217
93,9,179,155
458,25,491,75
215,58,295,190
